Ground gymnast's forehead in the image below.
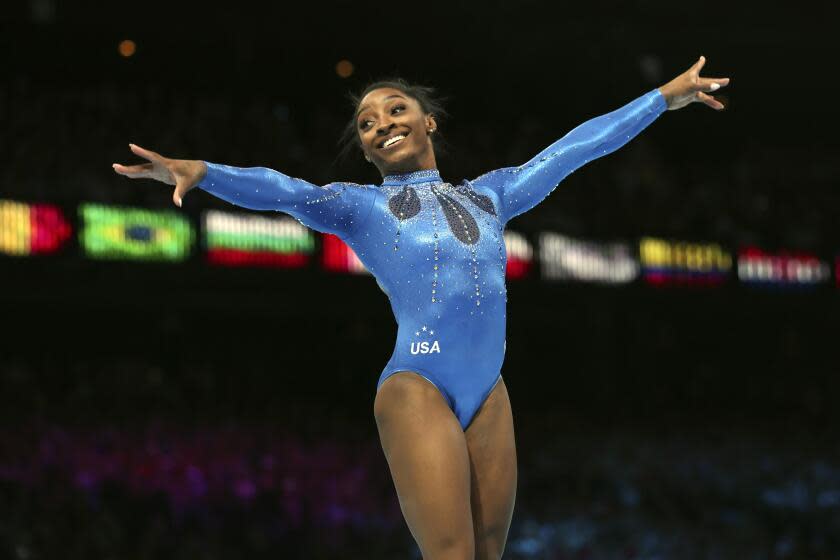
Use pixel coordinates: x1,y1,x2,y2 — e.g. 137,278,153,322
357,88,416,116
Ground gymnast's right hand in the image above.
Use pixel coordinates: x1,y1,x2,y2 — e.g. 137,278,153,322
112,144,206,207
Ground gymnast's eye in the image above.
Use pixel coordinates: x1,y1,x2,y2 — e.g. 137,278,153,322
392,105,405,114
359,119,372,130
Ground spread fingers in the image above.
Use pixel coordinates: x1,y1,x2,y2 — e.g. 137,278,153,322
701,77,730,91
112,162,154,177
697,91,725,110
128,143,166,163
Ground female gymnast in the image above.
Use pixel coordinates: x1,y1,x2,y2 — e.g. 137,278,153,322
113,55,729,560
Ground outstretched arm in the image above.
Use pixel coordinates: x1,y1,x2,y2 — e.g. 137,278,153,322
196,162,376,238
471,56,729,224
113,145,377,239
470,89,666,223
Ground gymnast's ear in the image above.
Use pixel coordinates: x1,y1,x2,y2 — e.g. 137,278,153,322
426,114,437,134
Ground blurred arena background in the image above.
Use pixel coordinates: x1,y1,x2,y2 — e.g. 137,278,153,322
1,1,839,558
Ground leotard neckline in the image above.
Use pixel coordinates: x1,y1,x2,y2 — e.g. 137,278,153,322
381,169,442,187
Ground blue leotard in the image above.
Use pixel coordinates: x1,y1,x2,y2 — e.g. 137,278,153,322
198,89,666,430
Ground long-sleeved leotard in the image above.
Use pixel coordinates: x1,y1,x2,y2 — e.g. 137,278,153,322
198,88,667,430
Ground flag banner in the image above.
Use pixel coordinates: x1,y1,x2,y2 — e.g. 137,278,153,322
0,199,72,256
737,246,829,287
504,230,533,280
539,232,637,284
203,210,315,268
321,234,369,274
640,237,731,286
79,204,193,261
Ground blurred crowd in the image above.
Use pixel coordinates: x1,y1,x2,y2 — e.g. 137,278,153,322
2,76,838,253
2,355,840,559
0,422,399,527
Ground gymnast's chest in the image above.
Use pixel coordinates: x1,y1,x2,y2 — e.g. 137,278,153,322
361,182,505,265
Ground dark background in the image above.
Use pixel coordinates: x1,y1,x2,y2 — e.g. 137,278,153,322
2,1,839,558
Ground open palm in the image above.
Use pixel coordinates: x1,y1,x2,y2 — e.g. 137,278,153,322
660,56,730,111
112,144,205,207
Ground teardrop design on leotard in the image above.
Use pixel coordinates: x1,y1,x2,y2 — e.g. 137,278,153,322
387,186,421,221
433,189,480,245
456,186,496,216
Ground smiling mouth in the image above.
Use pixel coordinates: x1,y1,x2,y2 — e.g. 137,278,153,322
379,133,408,149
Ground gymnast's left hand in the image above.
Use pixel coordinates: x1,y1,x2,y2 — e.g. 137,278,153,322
658,56,730,111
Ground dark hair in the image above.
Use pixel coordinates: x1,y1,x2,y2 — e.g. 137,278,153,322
337,77,450,164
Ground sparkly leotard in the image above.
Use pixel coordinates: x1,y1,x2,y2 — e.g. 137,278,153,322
198,89,666,430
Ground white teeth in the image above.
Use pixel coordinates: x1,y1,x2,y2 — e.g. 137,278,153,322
382,135,406,148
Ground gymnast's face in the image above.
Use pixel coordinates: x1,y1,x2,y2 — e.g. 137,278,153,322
356,87,438,176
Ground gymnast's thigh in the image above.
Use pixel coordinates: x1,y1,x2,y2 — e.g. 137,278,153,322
465,377,517,560
374,371,475,558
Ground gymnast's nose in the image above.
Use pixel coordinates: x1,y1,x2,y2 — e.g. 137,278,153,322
377,121,396,136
